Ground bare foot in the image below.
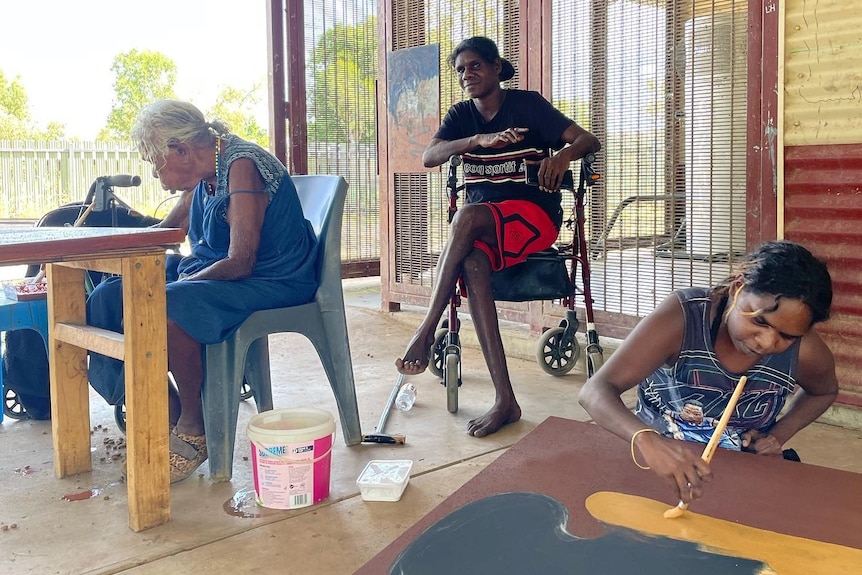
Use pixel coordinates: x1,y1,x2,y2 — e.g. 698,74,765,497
395,330,435,375
467,400,521,438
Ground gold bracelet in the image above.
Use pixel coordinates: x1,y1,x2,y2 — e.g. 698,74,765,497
630,428,660,470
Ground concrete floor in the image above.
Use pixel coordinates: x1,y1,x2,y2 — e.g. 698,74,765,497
2,278,862,575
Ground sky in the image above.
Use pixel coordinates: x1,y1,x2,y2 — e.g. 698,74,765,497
0,0,270,140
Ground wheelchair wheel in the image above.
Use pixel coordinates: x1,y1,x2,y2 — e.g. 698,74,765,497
114,403,126,433
3,388,29,420
239,377,254,401
115,375,253,435
536,326,580,376
428,328,447,378
444,352,460,414
586,349,604,378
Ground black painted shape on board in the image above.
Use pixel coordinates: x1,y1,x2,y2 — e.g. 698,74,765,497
389,492,766,575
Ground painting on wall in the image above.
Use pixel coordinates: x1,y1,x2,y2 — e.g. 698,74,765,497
387,44,440,173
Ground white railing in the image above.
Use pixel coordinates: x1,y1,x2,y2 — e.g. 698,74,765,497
0,140,381,266
0,140,171,219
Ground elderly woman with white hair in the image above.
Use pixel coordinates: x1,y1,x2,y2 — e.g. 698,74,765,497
87,99,318,482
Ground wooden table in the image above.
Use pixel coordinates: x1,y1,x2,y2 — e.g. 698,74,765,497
0,226,186,532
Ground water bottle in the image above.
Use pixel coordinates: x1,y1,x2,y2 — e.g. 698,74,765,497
394,383,417,411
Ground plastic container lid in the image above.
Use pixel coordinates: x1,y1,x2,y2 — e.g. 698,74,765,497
247,407,335,443
356,459,413,502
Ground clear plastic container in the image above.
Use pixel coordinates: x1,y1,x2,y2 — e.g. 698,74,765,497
356,459,413,502
394,383,417,411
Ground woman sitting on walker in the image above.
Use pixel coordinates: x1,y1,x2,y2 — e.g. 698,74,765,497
395,36,600,438
579,240,839,505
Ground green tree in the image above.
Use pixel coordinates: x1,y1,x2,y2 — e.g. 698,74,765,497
37,121,66,140
0,70,28,120
102,49,177,140
207,84,268,147
555,98,590,131
0,69,66,140
308,15,378,143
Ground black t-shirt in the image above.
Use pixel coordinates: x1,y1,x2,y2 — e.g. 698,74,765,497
435,90,574,228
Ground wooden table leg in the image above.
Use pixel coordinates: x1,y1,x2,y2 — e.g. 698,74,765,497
46,263,92,477
122,253,171,531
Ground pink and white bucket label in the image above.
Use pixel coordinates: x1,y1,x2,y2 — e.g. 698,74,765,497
250,434,333,509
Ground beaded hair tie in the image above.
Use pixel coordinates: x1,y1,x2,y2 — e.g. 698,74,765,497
205,136,221,196
215,135,221,184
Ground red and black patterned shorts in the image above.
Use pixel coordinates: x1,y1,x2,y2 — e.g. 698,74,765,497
473,200,558,272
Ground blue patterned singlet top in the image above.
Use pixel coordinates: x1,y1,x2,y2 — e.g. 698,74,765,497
634,287,801,450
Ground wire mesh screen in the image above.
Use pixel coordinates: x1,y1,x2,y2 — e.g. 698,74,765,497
552,0,748,320
392,0,519,287
304,0,380,265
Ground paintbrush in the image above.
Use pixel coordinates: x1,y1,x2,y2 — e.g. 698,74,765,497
664,374,748,519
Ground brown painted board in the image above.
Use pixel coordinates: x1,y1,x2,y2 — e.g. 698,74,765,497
355,417,862,574
387,491,775,574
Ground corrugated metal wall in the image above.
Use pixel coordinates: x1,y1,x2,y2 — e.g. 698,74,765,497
784,144,862,410
783,0,862,411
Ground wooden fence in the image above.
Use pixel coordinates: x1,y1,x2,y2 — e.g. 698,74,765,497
0,140,173,219
0,140,380,269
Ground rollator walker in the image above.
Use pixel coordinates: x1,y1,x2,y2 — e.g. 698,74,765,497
428,153,604,413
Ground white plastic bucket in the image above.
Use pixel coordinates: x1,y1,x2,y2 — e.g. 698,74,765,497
247,407,336,510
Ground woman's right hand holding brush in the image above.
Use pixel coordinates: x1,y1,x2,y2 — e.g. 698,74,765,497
634,431,713,504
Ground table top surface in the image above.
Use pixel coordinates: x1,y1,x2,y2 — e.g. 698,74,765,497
0,226,186,266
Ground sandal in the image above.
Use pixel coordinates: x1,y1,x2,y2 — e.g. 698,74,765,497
169,431,208,483
120,430,208,483
119,424,181,479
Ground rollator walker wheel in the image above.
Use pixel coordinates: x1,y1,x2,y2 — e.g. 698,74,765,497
535,326,581,376
3,388,29,420
429,328,448,378
114,403,126,432
435,328,462,414
444,352,460,413
586,347,604,377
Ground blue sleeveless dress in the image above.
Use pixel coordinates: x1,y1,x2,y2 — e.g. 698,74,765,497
86,135,319,405
634,287,800,450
